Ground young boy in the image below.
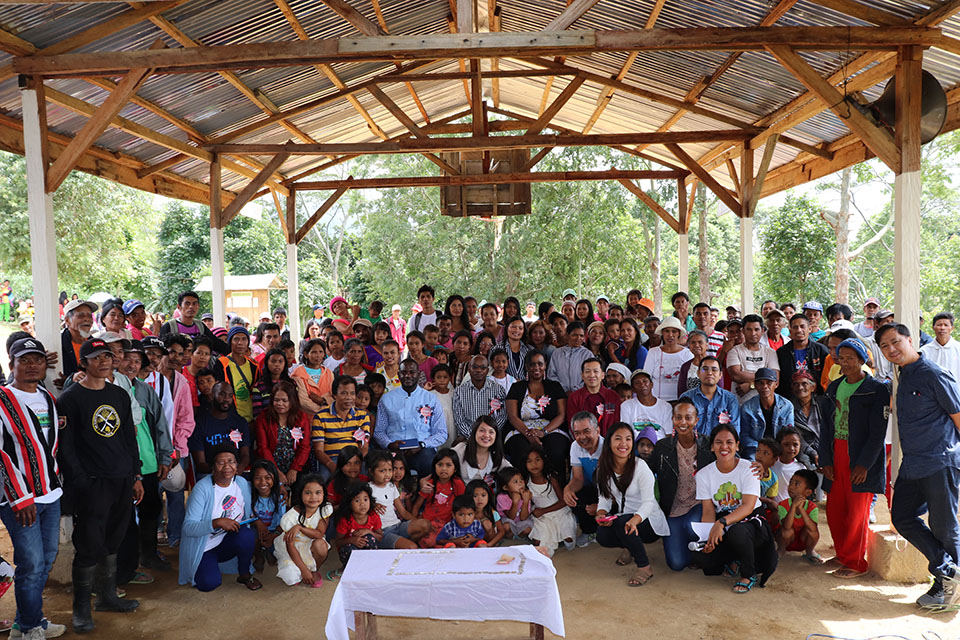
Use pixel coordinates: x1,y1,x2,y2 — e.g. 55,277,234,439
754,437,782,522
196,368,217,408
635,426,658,461
777,469,822,563
428,364,456,447
436,315,453,350
490,350,516,394
614,383,633,403
323,331,345,371
355,384,375,432
431,344,448,365
366,451,429,549
365,372,386,410
436,495,488,548
773,427,810,503
423,325,440,356
278,338,297,373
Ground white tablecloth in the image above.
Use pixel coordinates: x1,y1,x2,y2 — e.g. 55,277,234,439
324,546,565,639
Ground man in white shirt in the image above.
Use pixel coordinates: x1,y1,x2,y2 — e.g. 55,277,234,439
864,310,896,383
727,314,779,404
562,411,603,547
920,311,960,379
407,285,439,333
620,370,674,435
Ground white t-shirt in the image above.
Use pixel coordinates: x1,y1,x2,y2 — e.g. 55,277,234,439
620,397,674,436
206,479,245,551
323,355,345,371
772,459,805,504
491,374,515,395
728,343,780,404
695,459,761,516
430,389,456,447
370,481,402,529
642,347,692,401
4,385,62,505
408,311,438,333
570,436,603,486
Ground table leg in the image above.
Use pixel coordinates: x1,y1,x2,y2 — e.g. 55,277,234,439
354,612,379,640
530,623,544,640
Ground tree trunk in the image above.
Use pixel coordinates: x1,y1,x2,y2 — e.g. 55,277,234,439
834,167,851,304
698,189,711,303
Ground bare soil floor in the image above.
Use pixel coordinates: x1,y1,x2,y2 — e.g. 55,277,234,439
0,500,957,640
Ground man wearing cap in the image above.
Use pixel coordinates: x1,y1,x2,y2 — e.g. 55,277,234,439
776,314,829,399
671,292,696,332
740,368,795,459
921,312,960,380
727,314,780,405
272,307,289,341
604,362,631,390
876,323,960,610
621,369,673,436
853,298,881,338
60,298,98,378
726,305,741,321
546,322,593,393
763,308,787,351
562,289,577,304
864,310,896,383
58,338,143,632
0,338,65,639
595,296,610,322
680,356,740,436
200,313,215,332
98,298,130,340
158,291,228,354
566,358,620,436
122,300,151,341
215,327,258,422
453,355,507,438
803,301,826,341
17,314,34,337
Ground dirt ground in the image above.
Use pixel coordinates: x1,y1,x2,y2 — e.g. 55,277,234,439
0,500,956,640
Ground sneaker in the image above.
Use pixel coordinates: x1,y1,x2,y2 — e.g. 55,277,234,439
916,579,945,608
21,628,43,640
869,506,877,524
563,539,576,551
575,533,596,548
11,619,68,638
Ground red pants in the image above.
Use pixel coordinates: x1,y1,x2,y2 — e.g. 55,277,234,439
826,438,872,572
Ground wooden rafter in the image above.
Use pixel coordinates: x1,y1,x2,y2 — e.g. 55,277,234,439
751,134,779,215
725,159,740,198
321,0,385,36
666,143,742,216
137,153,187,179
526,76,585,136
537,0,599,117
806,0,908,26
271,189,289,241
295,180,352,243
618,179,681,233
767,45,900,172
210,155,222,228
365,85,460,174
377,69,578,82
219,152,291,226
292,169,686,190
285,188,296,244
489,0,501,108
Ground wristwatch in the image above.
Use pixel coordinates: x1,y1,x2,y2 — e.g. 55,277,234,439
718,516,728,526
134,475,143,483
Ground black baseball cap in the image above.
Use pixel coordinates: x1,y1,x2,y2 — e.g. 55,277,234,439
10,337,46,360
142,336,168,354
79,338,111,360
201,313,214,321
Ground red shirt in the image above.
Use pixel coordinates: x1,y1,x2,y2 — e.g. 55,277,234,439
336,511,383,537
566,386,621,436
182,367,199,407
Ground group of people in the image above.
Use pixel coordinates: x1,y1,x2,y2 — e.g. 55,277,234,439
0,284,958,637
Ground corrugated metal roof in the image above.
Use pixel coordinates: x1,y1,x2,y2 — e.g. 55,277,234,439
0,0,956,200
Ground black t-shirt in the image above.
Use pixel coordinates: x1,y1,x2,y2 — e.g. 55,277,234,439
188,408,251,457
57,382,139,481
506,379,567,422
761,404,775,440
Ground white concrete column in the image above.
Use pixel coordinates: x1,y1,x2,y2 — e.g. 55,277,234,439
677,233,689,296
21,81,61,389
286,243,300,348
210,227,226,326
893,171,921,344
740,216,754,313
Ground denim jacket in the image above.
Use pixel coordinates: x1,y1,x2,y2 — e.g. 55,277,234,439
740,394,795,459
679,386,741,437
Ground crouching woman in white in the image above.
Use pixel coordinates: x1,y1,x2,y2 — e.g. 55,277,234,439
594,422,669,587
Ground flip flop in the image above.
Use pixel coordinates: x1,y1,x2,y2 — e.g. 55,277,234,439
802,552,825,565
628,568,653,587
833,568,868,579
306,578,323,588
237,575,263,591
325,568,343,581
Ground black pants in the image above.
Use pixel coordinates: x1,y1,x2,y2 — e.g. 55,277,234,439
571,484,599,535
505,431,570,477
596,514,660,567
691,520,764,578
72,476,134,569
118,473,161,583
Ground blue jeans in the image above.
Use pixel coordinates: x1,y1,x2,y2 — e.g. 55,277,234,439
403,446,437,478
0,500,61,631
891,466,960,580
165,458,189,544
193,526,256,592
663,503,702,572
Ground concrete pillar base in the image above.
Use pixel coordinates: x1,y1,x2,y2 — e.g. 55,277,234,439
867,524,929,584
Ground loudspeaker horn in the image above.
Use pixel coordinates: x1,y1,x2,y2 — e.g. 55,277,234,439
863,70,948,144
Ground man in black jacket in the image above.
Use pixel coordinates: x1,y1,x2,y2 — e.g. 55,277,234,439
57,338,144,633
776,314,828,399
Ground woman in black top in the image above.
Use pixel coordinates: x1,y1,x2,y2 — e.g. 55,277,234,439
504,351,567,471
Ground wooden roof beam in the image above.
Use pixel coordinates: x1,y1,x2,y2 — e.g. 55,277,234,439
536,0,604,118
806,0,909,26
137,152,187,178
619,179,681,233
666,143,742,216
321,0,385,36
526,76,585,136
489,0,501,108
219,152,291,226
296,179,352,243
366,84,460,174
292,169,686,190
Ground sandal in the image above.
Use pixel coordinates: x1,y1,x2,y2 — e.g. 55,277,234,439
833,567,868,579
325,568,343,581
723,561,741,577
615,549,632,566
628,568,653,587
236,575,263,591
802,552,825,566
732,576,758,594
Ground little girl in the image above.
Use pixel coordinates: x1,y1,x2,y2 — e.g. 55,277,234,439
275,474,333,587
326,446,368,508
413,448,466,548
466,479,506,546
490,350,516,394
251,460,283,573
524,447,577,554
392,455,416,514
495,467,534,539
334,482,382,568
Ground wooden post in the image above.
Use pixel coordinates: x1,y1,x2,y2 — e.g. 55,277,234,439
740,216,754,314
530,623,545,640
20,75,62,390
285,189,301,350
678,233,689,297
891,45,923,483
209,155,226,326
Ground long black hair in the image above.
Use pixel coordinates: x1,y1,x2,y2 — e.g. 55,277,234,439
465,479,496,522
595,422,637,501
291,472,330,527
250,459,282,520
332,445,363,503
575,298,595,324
334,480,376,525
464,416,504,471
444,294,471,332
259,347,292,389
521,443,560,484
427,447,461,486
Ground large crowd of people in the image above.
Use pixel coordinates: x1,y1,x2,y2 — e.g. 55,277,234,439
0,285,958,637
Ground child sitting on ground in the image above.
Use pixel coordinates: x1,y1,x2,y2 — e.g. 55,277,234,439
334,482,382,570
437,495,489,548
524,447,577,554
754,437,782,524
413,448,466,548
325,445,368,508
777,469,822,564
366,450,430,548
490,350,516,394
392,454,416,514
496,467,534,539
773,427,813,503
251,460,284,573
275,474,333,587
466,479,506,546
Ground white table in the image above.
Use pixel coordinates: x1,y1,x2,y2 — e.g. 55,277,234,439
324,546,565,639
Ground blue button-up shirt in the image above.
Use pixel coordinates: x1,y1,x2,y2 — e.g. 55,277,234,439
896,354,960,479
373,385,447,449
680,386,741,436
740,394,795,459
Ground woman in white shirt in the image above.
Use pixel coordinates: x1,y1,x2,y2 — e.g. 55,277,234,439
691,424,768,594
642,317,691,401
594,422,669,587
451,416,507,488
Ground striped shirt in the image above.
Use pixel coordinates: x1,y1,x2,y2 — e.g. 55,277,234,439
452,378,507,437
707,330,726,357
310,404,371,457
